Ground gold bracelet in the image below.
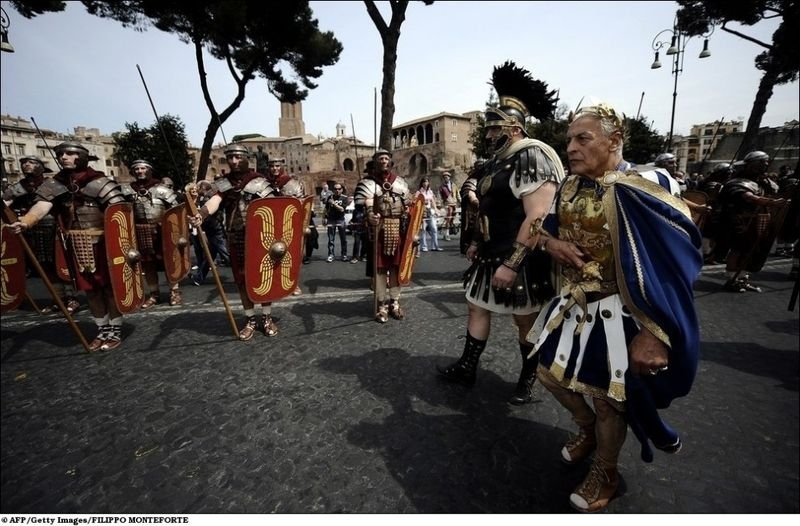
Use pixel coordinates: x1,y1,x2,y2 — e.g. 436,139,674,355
503,241,530,272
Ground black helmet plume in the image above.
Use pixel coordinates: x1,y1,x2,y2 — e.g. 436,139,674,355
486,60,558,128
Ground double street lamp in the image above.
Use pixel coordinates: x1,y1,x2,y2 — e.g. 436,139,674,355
650,20,713,152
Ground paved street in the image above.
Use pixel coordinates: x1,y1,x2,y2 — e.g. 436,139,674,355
1,234,798,514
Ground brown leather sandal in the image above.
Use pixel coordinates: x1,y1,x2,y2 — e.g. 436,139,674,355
141,294,159,309
238,316,258,341
375,304,389,323
261,315,279,337
169,289,182,306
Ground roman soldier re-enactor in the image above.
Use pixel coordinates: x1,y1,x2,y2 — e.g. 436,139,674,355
718,150,789,292
189,143,280,340
354,149,414,323
120,160,182,308
3,155,80,314
437,61,565,406
269,157,307,296
697,162,733,263
265,157,294,194
9,142,129,351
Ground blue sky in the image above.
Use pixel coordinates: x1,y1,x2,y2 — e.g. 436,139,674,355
1,1,797,148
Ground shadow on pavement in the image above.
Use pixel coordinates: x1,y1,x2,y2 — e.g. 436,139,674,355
700,341,799,392
318,347,588,513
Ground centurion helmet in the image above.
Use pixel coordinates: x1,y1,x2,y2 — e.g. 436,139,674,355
743,150,769,163
484,61,558,157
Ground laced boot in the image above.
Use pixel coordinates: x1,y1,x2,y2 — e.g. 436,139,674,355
509,344,538,405
65,296,80,314
561,422,597,465
141,292,159,309
261,314,279,337
388,299,404,320
238,316,258,341
569,459,619,513
169,289,183,306
436,332,487,386
88,325,111,352
101,325,122,351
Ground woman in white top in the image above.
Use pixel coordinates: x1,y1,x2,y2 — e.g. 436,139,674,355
415,177,442,252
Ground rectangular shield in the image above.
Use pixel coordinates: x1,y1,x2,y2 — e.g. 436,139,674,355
244,197,304,303
105,202,145,314
1,224,27,313
161,203,192,285
398,194,425,285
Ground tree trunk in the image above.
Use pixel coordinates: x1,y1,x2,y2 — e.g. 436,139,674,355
738,64,780,159
379,32,399,151
364,0,409,152
193,39,251,181
197,123,219,182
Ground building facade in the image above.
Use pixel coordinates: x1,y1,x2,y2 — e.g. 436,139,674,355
673,120,743,172
1,115,128,185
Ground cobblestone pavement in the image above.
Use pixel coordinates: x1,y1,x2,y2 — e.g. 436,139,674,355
1,236,797,514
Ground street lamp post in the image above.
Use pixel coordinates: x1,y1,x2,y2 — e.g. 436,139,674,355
1,6,14,53
650,20,712,153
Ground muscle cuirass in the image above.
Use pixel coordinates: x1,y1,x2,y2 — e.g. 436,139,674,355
557,176,616,287
476,162,526,252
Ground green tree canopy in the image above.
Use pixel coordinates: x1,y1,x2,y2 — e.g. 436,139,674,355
11,0,343,181
676,0,799,157
112,114,194,191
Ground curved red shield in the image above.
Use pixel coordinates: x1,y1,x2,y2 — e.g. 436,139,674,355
1,225,26,313
300,196,314,256
105,202,145,314
244,197,304,303
161,203,192,285
398,194,425,285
